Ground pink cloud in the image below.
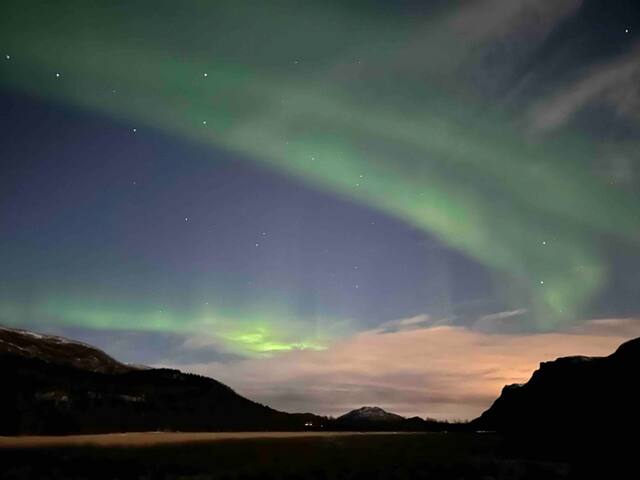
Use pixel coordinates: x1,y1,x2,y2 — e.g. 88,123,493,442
177,317,640,420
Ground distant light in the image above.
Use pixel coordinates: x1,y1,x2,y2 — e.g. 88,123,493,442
203,73,208,77
202,120,207,125
542,241,547,246
625,28,630,33
540,280,544,285
5,55,9,60
55,72,60,77
185,217,189,222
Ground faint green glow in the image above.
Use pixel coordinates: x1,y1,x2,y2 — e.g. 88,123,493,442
1,0,638,329
0,297,332,356
223,329,325,353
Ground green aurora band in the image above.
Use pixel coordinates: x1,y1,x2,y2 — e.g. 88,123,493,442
2,1,639,348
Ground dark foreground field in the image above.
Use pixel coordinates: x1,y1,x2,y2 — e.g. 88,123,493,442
0,432,575,480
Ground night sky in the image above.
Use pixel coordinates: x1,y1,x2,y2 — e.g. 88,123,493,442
2,0,640,419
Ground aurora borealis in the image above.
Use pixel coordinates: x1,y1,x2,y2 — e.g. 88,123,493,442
2,0,640,418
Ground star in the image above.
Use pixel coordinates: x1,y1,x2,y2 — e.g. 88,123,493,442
184,217,189,222
202,120,207,125
132,128,137,133
55,72,60,78
540,280,544,285
203,73,208,77
4,55,9,60
625,28,630,33
542,241,547,246
255,243,260,247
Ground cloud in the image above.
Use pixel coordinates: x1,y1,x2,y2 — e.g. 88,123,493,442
529,46,640,131
171,316,640,420
450,0,582,43
376,314,450,333
473,309,528,333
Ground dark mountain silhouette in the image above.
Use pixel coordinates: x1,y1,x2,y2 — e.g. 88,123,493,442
332,406,463,432
333,406,407,430
0,325,324,435
0,326,134,374
472,336,640,436
338,406,405,423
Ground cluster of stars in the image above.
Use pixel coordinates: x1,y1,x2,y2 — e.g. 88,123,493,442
6,40,611,309
19,67,221,138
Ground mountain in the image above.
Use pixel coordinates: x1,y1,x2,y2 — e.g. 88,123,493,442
334,406,425,431
472,336,640,436
338,406,405,423
0,325,324,435
0,326,134,374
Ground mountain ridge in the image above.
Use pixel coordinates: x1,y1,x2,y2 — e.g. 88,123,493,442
0,325,136,374
0,325,325,435
472,335,640,435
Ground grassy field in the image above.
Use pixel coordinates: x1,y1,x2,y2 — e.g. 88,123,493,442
0,431,404,448
0,431,572,479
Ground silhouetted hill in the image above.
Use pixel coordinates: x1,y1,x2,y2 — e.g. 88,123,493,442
472,336,640,436
333,406,405,430
338,406,405,423
0,325,133,374
0,326,325,435
332,406,466,432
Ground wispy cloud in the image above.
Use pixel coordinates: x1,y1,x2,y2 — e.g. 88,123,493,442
529,46,640,131
450,0,582,43
376,314,450,333
473,309,528,333
171,316,640,420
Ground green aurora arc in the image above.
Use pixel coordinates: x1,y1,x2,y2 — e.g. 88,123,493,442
1,0,639,346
